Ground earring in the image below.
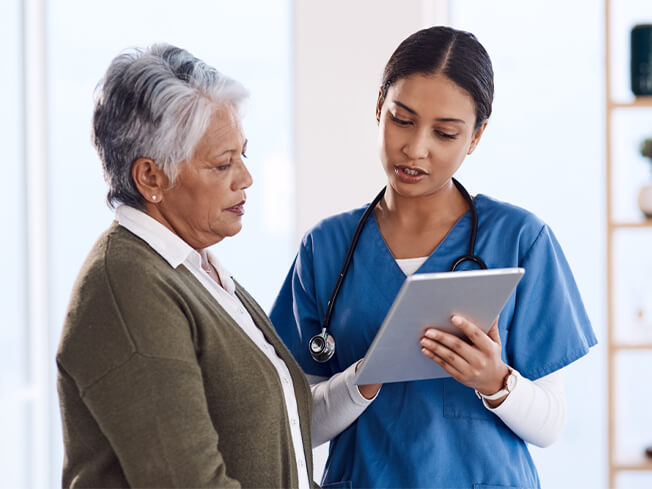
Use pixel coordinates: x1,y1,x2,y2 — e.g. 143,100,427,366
152,195,157,201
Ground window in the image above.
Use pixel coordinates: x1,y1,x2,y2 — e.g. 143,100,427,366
0,0,29,487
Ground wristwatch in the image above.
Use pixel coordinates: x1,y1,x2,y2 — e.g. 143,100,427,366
475,367,518,401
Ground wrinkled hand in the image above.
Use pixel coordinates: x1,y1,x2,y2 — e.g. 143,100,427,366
420,315,508,396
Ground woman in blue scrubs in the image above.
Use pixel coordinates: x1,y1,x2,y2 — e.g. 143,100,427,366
271,26,597,488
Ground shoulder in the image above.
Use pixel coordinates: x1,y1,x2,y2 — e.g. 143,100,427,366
58,223,193,388
72,222,167,278
300,206,367,253
476,194,545,229
475,194,548,252
104,223,171,276
66,223,173,309
57,224,140,388
102,223,173,289
71,222,192,317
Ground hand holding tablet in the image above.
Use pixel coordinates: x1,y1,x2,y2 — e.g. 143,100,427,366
354,268,524,385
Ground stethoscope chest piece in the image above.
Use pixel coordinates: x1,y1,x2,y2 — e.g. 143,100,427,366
309,328,336,363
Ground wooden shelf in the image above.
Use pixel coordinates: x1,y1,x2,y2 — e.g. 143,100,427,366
609,220,652,229
605,2,652,486
609,97,652,109
611,343,652,351
613,456,652,472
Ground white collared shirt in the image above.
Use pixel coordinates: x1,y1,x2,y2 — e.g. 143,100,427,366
116,205,310,489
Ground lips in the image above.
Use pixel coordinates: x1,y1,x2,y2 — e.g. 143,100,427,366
226,200,246,216
394,165,428,183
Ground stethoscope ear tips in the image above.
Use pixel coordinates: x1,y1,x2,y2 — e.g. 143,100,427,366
309,329,336,363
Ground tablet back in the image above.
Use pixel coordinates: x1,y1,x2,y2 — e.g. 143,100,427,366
354,267,524,385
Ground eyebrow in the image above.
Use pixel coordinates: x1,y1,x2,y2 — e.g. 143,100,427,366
216,138,248,157
394,101,466,124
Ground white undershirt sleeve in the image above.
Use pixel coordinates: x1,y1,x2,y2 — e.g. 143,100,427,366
307,362,379,447
308,363,565,449
482,369,566,448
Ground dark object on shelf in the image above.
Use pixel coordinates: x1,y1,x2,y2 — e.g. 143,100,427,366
643,138,652,161
646,445,652,459
631,24,652,95
640,138,652,218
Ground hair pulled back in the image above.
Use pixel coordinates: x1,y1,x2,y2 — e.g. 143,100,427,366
379,26,494,130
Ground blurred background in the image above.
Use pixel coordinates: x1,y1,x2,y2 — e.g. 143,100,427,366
2,0,652,487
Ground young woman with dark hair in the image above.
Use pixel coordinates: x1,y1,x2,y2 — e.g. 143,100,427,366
271,26,596,488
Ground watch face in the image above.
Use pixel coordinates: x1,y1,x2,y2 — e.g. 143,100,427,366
506,373,517,391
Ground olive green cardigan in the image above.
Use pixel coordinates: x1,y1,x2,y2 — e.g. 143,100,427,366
56,223,316,488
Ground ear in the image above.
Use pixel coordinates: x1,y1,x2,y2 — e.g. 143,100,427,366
131,158,170,204
467,119,488,155
375,87,384,124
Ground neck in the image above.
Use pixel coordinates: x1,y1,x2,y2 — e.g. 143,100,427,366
142,203,222,250
376,180,469,230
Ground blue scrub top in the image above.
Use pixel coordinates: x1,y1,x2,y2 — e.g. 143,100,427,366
270,194,597,489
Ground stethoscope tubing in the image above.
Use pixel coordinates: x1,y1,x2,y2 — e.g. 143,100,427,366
310,178,487,362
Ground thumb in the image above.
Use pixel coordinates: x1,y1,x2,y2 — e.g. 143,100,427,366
487,316,501,344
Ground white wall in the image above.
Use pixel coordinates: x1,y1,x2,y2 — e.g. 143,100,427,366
294,0,438,240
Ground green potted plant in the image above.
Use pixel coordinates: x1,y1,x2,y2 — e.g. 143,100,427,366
639,138,652,218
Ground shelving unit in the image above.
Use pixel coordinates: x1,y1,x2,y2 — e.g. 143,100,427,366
605,2,652,488
611,98,652,108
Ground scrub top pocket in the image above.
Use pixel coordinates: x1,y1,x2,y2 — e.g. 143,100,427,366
442,379,497,421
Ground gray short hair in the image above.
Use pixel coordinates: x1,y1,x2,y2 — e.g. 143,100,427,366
92,43,249,209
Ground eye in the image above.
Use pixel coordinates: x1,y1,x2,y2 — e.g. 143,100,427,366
241,151,248,159
215,162,232,171
436,130,458,140
389,114,411,126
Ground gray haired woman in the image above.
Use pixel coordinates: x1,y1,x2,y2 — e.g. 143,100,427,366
56,44,318,488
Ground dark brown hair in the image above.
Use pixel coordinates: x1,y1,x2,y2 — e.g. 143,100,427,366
379,26,494,130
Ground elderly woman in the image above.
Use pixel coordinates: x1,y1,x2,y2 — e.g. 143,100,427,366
56,44,318,488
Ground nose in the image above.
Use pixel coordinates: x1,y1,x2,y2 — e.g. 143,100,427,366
234,158,253,190
402,129,430,160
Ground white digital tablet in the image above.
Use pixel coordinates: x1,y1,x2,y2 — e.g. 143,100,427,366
353,267,524,385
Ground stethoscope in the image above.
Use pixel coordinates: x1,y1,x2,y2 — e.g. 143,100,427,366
309,178,488,363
